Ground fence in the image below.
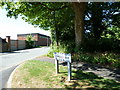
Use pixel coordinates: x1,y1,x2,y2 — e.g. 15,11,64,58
10,40,17,51
0,38,8,52
1,35,51,52
18,40,26,50
10,40,26,51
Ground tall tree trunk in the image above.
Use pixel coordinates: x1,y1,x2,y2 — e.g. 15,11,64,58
54,10,59,46
73,2,86,47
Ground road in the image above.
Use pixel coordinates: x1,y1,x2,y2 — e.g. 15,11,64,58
0,47,50,89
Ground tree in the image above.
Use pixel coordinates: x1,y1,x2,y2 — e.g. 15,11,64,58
85,2,120,39
73,2,87,47
1,2,119,49
1,2,86,47
26,35,34,49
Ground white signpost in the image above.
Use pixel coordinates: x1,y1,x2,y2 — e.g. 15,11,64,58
54,52,71,81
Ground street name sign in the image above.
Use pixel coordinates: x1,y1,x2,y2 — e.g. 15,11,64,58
54,52,72,81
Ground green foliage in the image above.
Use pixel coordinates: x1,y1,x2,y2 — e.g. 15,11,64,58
26,35,34,49
47,44,68,58
0,2,4,8
2,2,73,31
85,2,120,39
1,2,120,69
2,2,75,46
73,52,120,68
82,38,120,53
101,26,120,40
47,37,120,68
1,2,120,48
47,41,75,58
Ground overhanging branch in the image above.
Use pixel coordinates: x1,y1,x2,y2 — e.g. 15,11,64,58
37,2,68,11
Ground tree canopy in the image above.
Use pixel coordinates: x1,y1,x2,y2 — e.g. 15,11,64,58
1,2,86,46
0,2,120,50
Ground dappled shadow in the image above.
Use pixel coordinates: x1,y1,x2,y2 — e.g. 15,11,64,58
72,70,102,80
64,70,120,89
72,62,120,82
55,61,120,89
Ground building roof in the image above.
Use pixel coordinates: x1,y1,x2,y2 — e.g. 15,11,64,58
17,33,50,38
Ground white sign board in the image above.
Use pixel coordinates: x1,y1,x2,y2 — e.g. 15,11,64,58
54,52,71,63
54,52,72,81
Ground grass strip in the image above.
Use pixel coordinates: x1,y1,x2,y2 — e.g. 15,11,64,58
12,60,120,89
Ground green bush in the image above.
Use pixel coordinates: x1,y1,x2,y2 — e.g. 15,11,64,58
47,38,120,69
26,35,35,49
76,52,120,68
82,38,120,53
47,44,68,58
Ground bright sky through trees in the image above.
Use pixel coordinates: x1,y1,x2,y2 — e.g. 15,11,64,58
0,9,50,39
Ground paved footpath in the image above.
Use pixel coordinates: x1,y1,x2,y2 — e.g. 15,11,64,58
34,57,120,82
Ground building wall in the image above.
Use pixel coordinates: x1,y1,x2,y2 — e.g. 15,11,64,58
37,37,47,46
17,34,38,41
37,36,51,46
17,35,26,41
17,33,51,46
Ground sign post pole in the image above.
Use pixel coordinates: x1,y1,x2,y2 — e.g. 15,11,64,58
68,62,71,81
55,59,59,74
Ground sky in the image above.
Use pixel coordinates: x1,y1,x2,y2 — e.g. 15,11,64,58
0,8,51,39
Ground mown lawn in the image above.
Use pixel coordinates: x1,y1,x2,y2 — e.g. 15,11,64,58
12,60,120,89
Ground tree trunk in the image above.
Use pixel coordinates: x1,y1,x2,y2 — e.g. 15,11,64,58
54,10,59,46
73,2,86,47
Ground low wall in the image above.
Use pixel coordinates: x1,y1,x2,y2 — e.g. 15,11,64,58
10,40,26,51
2,43,8,52
0,38,8,52
18,40,26,50
10,40,18,51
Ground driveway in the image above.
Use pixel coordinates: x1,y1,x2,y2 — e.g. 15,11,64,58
0,47,50,89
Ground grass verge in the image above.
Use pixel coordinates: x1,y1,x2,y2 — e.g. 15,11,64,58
12,60,120,89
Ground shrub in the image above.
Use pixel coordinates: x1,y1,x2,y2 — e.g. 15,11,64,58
26,35,35,49
73,52,120,68
82,38,120,53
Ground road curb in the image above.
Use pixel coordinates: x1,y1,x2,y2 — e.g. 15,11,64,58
7,61,26,88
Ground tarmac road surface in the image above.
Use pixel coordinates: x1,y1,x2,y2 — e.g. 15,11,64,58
0,47,50,89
